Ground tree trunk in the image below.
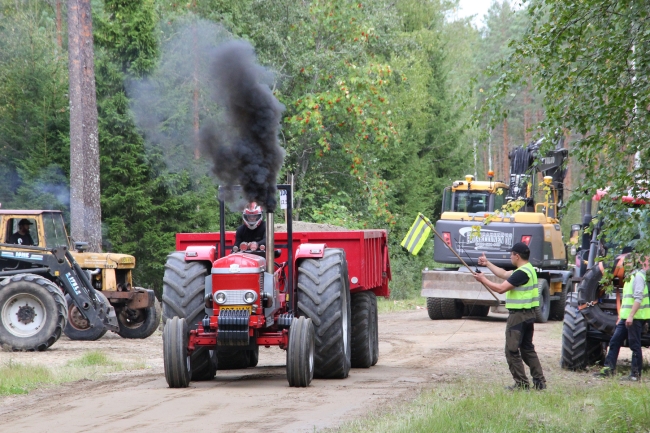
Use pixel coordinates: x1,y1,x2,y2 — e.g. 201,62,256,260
502,118,509,181
67,0,102,252
56,0,63,48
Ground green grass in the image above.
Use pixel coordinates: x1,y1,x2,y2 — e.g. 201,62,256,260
0,351,145,396
377,297,426,314
335,379,650,433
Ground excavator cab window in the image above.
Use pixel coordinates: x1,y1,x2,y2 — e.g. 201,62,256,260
5,217,39,246
453,192,490,213
42,212,69,248
442,187,452,212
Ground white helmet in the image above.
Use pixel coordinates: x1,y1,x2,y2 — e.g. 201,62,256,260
242,202,263,230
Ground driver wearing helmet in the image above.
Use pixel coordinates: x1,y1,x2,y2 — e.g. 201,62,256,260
234,202,266,252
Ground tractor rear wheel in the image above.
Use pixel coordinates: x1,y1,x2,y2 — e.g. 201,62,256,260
441,298,464,319
116,295,161,339
297,248,352,379
63,291,110,341
163,317,191,388
426,298,443,320
534,280,551,323
162,252,216,380
287,316,315,387
560,294,605,370
351,291,377,368
0,274,67,351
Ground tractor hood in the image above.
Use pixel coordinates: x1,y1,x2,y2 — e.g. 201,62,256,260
71,252,136,269
213,253,265,274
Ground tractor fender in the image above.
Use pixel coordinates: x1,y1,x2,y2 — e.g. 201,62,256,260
294,243,327,261
183,246,216,263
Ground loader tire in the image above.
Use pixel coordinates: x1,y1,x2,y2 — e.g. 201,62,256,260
0,274,67,351
549,285,567,321
577,265,617,335
534,280,551,323
441,298,464,319
162,252,215,380
63,291,110,341
163,317,191,388
297,248,352,379
351,291,377,368
426,297,443,320
117,295,161,339
560,294,605,370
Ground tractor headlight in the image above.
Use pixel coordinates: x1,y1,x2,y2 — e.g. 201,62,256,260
243,290,257,304
214,291,227,305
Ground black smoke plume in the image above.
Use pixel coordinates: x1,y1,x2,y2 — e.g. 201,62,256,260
200,40,285,212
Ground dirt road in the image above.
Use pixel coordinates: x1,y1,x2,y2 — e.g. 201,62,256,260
0,310,569,432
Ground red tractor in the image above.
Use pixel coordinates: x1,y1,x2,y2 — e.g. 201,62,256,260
162,185,390,387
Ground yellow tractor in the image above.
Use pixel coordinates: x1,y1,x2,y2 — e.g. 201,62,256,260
0,210,159,340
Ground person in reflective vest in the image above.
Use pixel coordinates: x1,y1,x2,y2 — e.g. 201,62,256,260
595,261,649,381
474,242,546,390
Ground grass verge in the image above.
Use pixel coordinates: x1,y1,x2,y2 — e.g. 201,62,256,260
377,297,426,314
335,378,650,433
0,350,145,396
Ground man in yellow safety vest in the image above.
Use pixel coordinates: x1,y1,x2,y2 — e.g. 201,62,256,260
595,260,649,381
474,242,546,390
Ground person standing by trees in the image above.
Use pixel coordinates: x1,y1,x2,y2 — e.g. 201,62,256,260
595,258,649,381
473,242,547,390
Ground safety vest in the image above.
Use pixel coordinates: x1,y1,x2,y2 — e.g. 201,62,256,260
505,262,539,309
620,270,650,320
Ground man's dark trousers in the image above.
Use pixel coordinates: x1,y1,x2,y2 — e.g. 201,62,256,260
605,319,643,377
505,309,545,387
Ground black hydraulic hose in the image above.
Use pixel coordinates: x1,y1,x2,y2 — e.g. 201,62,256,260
0,267,50,277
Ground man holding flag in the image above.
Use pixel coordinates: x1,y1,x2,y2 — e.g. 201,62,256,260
473,243,547,390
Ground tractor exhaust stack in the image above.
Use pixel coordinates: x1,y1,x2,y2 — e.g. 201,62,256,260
266,211,274,273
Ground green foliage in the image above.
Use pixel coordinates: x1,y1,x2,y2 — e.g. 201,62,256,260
0,360,52,396
484,0,650,263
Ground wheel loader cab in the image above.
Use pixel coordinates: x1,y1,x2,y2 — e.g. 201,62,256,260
3,217,39,246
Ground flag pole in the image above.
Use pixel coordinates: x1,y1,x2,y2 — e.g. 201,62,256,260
419,214,500,302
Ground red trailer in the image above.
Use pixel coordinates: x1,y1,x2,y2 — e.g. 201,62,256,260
162,185,391,388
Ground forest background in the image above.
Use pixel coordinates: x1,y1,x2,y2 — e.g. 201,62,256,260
0,0,562,297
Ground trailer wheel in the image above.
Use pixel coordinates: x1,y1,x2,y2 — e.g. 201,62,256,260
560,294,605,370
287,316,315,387
190,348,217,381
63,291,110,341
116,295,161,339
297,248,352,379
248,346,259,367
216,349,250,370
162,252,217,378
426,298,443,320
0,274,67,351
163,317,191,388
534,280,550,323
351,291,377,368
549,285,567,321
441,298,464,319
371,293,379,366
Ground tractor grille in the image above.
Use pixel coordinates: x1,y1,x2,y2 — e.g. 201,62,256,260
217,290,251,305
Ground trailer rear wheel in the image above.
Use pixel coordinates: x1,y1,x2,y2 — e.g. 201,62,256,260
351,291,377,368
371,293,379,366
116,296,161,339
441,298,464,319
534,280,550,323
0,274,67,351
163,317,191,388
216,349,250,370
297,248,352,379
287,316,315,387
426,297,443,320
63,291,110,341
560,294,605,370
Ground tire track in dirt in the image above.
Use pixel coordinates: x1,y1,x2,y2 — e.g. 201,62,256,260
0,310,565,432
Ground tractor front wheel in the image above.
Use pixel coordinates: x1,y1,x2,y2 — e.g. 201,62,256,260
0,274,67,351
63,291,110,341
287,316,315,387
163,317,191,388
